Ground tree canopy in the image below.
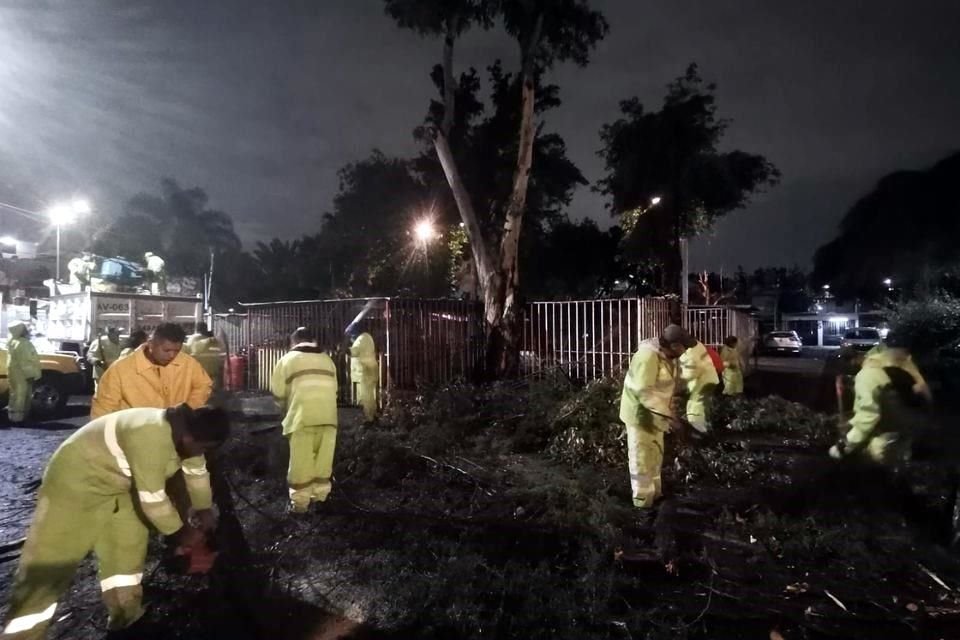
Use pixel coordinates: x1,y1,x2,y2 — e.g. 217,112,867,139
596,64,780,293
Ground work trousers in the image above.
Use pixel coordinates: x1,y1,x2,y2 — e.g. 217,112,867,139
353,381,378,422
3,488,148,638
7,377,33,423
722,368,744,395
625,422,665,509
686,383,717,432
287,426,338,512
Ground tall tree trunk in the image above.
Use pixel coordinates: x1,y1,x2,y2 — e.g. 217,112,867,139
485,14,544,377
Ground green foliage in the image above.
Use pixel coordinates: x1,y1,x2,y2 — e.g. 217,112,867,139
887,294,960,356
546,378,626,466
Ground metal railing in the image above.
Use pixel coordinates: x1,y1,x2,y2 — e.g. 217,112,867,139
215,296,756,391
520,297,673,379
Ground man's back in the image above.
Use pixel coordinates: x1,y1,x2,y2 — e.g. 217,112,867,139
272,348,338,435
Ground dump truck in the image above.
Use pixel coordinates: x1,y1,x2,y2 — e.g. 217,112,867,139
43,291,202,356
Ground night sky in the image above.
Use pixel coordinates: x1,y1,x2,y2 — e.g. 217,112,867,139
1,1,959,271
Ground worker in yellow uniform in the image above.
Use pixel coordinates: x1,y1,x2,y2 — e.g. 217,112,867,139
186,322,226,391
4,322,41,424
348,328,379,423
143,252,166,295
87,327,123,391
679,336,718,432
91,323,211,419
272,327,338,513
1,404,228,639
619,324,691,508
720,336,744,396
830,332,930,465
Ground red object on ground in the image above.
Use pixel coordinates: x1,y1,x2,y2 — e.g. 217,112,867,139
226,354,246,391
175,539,219,575
706,346,724,375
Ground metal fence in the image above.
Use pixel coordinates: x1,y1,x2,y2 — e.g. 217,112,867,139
520,297,674,379
218,298,485,397
213,296,756,392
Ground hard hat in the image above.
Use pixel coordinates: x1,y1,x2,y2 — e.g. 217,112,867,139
662,324,697,348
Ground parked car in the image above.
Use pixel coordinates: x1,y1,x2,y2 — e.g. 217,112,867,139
840,327,882,352
0,345,86,417
763,331,803,355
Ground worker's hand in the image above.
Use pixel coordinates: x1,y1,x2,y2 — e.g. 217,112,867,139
192,509,217,533
174,525,206,552
913,381,933,403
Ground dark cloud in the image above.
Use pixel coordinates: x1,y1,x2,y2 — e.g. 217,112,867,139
1,0,958,270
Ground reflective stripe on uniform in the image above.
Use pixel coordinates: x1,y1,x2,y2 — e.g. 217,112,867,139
103,414,131,477
137,489,168,504
286,368,336,385
100,573,143,592
2,603,57,634
181,463,208,476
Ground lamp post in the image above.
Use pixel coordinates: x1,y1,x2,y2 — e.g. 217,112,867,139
47,199,91,283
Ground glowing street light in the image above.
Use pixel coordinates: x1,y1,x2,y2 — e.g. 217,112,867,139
413,219,437,243
883,277,893,287
47,197,92,283
650,195,662,206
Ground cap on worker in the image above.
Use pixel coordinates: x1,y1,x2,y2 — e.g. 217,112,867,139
661,324,697,348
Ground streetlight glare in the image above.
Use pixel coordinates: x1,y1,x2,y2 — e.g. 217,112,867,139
414,219,436,242
650,196,662,206
72,198,91,215
883,278,893,286
48,203,75,225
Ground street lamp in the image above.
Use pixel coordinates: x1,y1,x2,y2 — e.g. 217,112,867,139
413,219,438,244
883,277,893,288
47,198,91,283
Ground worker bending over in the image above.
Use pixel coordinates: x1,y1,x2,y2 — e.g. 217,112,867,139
1,405,229,639
679,336,719,432
272,327,339,513
620,325,691,508
829,332,931,465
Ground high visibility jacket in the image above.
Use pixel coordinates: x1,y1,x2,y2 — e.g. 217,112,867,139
186,335,225,380
6,325,41,381
679,341,719,394
87,336,123,380
620,338,678,430
845,348,925,447
271,343,338,436
91,345,212,418
349,333,378,384
44,408,210,535
720,345,743,372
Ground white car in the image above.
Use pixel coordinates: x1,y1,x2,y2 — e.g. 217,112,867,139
840,327,882,352
763,331,802,355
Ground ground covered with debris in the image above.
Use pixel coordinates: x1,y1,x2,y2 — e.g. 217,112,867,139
3,379,960,639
